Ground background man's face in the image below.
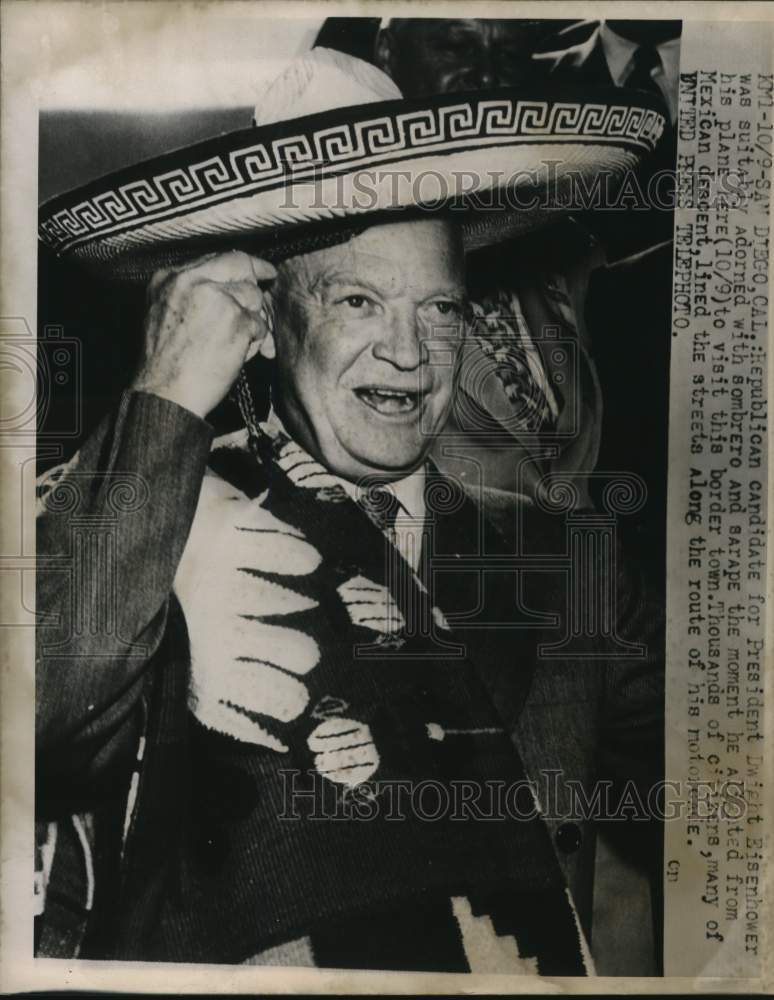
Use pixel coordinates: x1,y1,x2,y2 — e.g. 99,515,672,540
376,18,540,97
272,219,465,482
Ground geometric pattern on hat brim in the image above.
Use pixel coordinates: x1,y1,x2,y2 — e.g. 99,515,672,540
39,86,667,281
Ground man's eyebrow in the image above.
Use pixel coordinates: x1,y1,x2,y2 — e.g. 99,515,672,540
426,286,466,297
320,271,368,285
319,272,392,296
420,287,468,307
319,272,465,303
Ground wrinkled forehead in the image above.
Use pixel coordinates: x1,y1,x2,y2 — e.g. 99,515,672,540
278,216,465,297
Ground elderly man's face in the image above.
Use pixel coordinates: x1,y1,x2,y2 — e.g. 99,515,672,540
270,219,465,482
376,18,539,97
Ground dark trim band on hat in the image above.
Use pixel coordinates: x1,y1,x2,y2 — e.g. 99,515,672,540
39,85,666,277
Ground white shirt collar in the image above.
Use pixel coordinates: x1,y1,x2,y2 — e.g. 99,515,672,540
600,22,640,86
655,36,680,88
263,406,426,520
599,22,680,123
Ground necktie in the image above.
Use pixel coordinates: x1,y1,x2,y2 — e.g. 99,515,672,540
625,45,664,101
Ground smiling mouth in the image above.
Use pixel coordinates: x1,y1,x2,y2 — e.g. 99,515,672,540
354,387,426,415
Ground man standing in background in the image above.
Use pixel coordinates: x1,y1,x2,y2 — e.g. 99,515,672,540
536,18,681,579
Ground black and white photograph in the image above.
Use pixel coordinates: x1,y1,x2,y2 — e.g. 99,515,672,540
0,1,770,992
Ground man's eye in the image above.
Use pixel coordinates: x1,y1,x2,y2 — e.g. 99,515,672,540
433,300,463,316
342,295,369,309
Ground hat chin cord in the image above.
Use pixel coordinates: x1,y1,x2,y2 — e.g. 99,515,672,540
231,368,262,442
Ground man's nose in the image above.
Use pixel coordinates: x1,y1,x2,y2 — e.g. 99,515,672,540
471,41,499,89
373,308,425,370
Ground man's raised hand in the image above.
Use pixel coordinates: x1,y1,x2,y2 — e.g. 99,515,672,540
131,251,277,419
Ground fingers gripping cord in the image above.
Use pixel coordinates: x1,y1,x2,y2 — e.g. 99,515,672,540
231,369,261,440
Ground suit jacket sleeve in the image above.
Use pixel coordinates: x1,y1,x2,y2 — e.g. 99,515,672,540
36,390,213,793
480,489,664,812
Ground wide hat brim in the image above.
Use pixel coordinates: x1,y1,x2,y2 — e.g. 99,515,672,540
39,86,667,281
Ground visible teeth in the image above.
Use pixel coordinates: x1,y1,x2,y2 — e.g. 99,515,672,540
357,388,418,414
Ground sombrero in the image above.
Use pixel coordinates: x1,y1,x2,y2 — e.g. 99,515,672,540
38,48,667,281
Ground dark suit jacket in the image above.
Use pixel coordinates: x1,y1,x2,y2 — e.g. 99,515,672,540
36,391,663,963
587,239,673,583
533,27,677,260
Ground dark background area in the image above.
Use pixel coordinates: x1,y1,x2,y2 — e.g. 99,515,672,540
39,108,253,202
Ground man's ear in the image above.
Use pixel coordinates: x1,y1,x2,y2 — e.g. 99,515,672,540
247,291,276,360
259,298,276,360
259,332,276,360
261,290,277,359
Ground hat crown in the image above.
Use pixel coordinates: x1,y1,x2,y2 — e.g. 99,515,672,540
40,51,666,280
254,47,402,126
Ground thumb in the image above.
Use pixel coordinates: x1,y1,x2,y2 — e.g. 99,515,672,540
248,256,278,284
